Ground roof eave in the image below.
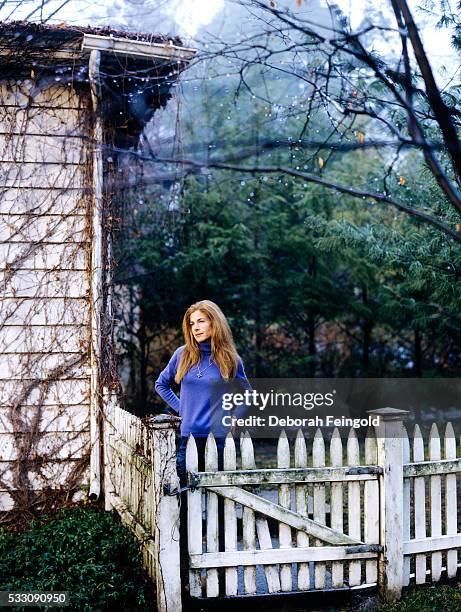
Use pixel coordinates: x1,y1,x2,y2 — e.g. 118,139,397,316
81,33,196,62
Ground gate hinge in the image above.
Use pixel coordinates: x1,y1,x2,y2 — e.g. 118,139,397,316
163,472,199,496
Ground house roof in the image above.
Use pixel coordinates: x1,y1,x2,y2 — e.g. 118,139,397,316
0,21,196,144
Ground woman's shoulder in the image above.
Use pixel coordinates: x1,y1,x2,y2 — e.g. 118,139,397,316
172,344,186,359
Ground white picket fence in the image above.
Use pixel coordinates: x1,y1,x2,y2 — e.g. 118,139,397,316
102,398,182,612
102,406,461,611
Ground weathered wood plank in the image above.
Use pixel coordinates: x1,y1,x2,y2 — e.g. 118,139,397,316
208,486,362,545
0,188,87,215
0,353,88,379
404,458,461,477
0,379,90,406
0,430,89,460
330,428,344,588
403,533,461,554
241,432,257,594
278,430,292,591
223,433,238,596
244,433,280,594
186,436,202,597
347,428,361,586
313,428,326,589
0,325,89,353
0,106,83,135
0,298,89,326
0,83,84,109
295,429,310,591
191,466,380,487
429,423,442,582
413,424,426,584
0,404,89,433
444,423,458,578
402,428,410,587
1,270,89,298
0,134,86,164
0,460,89,489
0,214,88,244
189,546,379,569
205,434,219,597
0,243,87,271
0,162,85,188
364,430,379,586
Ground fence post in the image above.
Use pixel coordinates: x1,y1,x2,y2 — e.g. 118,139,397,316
368,407,409,604
148,415,182,612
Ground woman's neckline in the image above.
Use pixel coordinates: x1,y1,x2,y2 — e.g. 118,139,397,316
198,339,212,353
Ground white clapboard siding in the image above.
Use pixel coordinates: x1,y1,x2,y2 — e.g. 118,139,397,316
0,82,83,109
0,214,87,243
429,424,442,582
0,379,90,406
347,429,362,587
364,430,378,586
1,270,89,298
295,429,310,591
402,428,410,587
0,298,89,325
312,428,326,589
0,353,88,379
0,430,89,460
187,435,203,597
444,423,458,578
330,428,344,588
0,134,85,164
278,430,292,591
0,162,85,188
205,435,219,597
0,243,87,271
0,405,89,433
241,432,257,594
0,460,89,489
0,325,89,353
223,433,238,596
0,189,87,215
0,106,83,134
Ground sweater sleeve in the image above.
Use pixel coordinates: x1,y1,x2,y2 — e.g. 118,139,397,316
235,357,252,418
154,348,182,413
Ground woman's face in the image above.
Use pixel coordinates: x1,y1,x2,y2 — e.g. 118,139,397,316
190,309,212,343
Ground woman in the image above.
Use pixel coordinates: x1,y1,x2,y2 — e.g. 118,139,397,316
155,299,251,484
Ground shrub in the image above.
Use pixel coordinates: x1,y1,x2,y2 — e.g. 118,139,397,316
0,506,151,611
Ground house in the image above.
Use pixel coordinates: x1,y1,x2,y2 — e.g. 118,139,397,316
0,21,194,518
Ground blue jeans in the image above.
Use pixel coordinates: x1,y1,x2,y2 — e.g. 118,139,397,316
176,435,225,487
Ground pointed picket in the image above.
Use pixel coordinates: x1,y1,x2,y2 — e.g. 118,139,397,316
242,432,280,593
402,426,410,587
364,429,378,586
295,429,310,591
205,434,219,597
413,424,426,584
241,432,257,594
429,423,442,582
278,430,293,591
347,428,361,587
330,428,344,588
223,433,238,595
312,428,326,589
186,435,202,597
444,422,458,578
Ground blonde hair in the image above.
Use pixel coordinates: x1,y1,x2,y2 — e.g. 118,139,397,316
175,300,239,383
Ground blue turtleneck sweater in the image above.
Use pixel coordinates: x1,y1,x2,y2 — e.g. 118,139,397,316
155,340,251,437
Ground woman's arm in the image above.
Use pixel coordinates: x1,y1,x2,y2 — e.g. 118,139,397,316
154,348,182,413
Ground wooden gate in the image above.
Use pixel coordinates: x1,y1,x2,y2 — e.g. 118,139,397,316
185,428,382,599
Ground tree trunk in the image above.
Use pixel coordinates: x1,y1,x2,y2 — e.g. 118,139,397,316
414,327,423,377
